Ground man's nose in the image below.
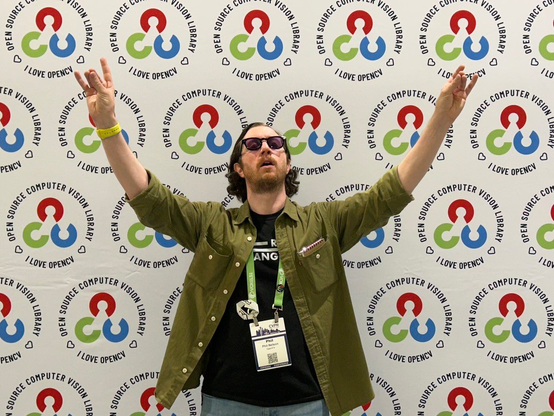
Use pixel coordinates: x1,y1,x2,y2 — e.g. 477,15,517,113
259,140,272,152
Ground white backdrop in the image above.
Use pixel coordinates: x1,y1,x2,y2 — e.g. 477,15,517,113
1,0,554,414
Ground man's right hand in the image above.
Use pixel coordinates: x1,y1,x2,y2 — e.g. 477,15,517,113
74,57,118,129
73,58,149,199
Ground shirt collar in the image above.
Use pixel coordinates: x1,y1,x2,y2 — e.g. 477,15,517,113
234,198,299,225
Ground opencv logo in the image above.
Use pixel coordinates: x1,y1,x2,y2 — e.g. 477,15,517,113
126,8,180,60
0,102,24,153
486,105,539,156
284,105,334,155
230,9,283,61
332,10,386,61
178,104,233,155
436,10,489,61
23,198,78,249
434,199,487,250
383,105,424,156
74,292,129,344
0,293,25,343
383,292,436,343
485,293,538,344
22,7,76,58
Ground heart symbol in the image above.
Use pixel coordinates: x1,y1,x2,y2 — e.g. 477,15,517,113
385,246,393,254
119,245,128,254
14,55,22,64
181,57,189,65
334,152,343,161
76,55,85,64
375,153,383,161
25,341,34,349
540,152,548,161
538,340,546,349
324,58,333,67
436,340,444,348
78,245,86,254
488,246,496,255
15,246,23,254
478,152,486,161
427,58,436,66
426,246,434,255
66,151,75,159
67,340,75,349
362,402,371,411
437,152,445,161
489,58,498,66
222,57,230,66
386,58,394,67
477,340,485,349
129,340,138,348
25,150,33,158
118,56,127,65
528,247,537,255
531,58,539,67
375,340,383,348
171,151,179,160
284,58,292,66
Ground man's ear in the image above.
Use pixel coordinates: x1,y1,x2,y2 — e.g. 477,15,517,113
234,162,245,178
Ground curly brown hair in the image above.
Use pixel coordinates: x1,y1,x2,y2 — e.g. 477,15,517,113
226,122,300,203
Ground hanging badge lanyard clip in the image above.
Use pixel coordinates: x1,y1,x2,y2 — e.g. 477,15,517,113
272,304,282,323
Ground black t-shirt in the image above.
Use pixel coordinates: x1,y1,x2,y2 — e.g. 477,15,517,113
202,210,323,406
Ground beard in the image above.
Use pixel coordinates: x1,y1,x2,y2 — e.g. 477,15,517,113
250,173,285,195
242,161,289,196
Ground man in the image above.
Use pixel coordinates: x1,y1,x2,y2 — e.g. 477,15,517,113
75,59,477,416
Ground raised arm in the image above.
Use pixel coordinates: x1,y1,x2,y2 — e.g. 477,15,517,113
74,58,148,200
397,65,478,194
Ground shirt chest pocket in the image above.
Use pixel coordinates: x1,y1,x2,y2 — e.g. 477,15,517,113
187,237,232,292
298,239,338,292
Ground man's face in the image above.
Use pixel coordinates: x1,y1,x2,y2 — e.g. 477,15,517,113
234,125,291,196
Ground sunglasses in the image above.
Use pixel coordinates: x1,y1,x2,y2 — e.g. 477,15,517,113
241,136,286,151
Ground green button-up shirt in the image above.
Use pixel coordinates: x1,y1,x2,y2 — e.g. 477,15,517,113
129,166,413,416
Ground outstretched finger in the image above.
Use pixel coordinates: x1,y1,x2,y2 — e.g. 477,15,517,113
74,71,88,90
449,65,465,82
99,58,113,88
74,71,95,97
84,69,106,92
443,72,462,95
458,73,467,92
465,74,479,96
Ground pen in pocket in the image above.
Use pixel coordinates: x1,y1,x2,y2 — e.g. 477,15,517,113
298,237,325,257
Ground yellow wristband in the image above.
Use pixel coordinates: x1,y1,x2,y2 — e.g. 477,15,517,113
97,123,122,140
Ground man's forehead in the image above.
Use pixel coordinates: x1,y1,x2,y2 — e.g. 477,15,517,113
245,125,278,137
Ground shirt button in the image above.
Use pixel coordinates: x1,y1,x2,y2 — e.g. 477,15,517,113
235,262,240,267
182,368,188,374
316,253,321,259
208,255,213,260
198,342,204,348
211,316,216,322
223,289,229,295
247,236,253,242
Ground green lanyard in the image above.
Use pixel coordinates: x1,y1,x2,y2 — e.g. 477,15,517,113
246,250,286,322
